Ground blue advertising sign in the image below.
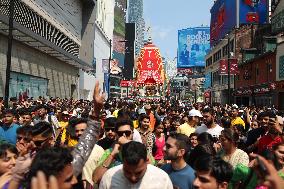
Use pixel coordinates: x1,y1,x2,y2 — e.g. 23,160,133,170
210,0,268,46
210,0,236,47
177,27,210,68
239,0,268,24
204,73,212,89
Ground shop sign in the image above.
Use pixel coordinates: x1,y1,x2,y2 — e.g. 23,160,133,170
254,86,270,94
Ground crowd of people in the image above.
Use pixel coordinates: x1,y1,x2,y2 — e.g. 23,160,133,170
0,82,284,189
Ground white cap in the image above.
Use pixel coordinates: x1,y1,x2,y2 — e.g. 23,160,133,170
232,104,238,109
277,116,284,125
189,109,203,118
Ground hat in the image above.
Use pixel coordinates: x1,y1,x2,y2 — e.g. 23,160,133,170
189,109,203,118
277,116,284,125
62,111,69,115
232,104,238,109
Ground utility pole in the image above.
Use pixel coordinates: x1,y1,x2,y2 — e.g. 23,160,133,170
108,39,112,98
227,37,231,105
4,0,15,108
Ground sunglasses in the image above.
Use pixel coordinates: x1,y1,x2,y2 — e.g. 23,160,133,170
105,127,115,132
17,136,30,142
117,130,132,137
33,138,49,147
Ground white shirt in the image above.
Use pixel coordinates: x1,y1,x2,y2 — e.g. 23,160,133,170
82,144,105,185
99,164,173,189
133,129,142,143
195,123,224,138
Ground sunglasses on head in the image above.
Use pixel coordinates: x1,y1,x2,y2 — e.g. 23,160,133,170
117,130,132,137
104,127,115,132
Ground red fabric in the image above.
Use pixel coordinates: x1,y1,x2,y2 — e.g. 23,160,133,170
257,134,283,153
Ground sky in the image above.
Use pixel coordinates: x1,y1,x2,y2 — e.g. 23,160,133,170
143,0,213,60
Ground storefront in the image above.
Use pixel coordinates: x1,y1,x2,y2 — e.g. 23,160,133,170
234,83,277,107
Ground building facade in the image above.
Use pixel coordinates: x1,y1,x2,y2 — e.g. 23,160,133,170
0,0,95,99
272,0,284,110
128,0,145,56
79,0,115,100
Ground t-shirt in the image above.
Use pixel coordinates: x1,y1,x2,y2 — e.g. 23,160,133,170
82,144,105,186
257,134,283,154
177,123,195,137
99,164,173,189
0,123,20,144
195,124,224,138
161,164,195,189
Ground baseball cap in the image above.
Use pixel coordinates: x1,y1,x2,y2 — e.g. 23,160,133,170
189,109,203,118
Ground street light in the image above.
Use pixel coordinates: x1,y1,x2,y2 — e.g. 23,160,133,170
2,0,15,108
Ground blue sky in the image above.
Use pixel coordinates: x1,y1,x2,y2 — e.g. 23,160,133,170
143,0,213,59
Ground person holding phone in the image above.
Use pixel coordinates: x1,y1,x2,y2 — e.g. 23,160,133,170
257,114,283,154
92,119,134,184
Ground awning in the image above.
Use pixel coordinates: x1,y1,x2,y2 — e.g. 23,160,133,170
0,13,93,71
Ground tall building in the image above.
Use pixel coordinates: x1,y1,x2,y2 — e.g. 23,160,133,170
0,0,96,99
128,0,145,56
80,0,115,100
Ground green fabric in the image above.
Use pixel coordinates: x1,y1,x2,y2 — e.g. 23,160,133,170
229,164,257,189
97,148,156,168
229,164,284,189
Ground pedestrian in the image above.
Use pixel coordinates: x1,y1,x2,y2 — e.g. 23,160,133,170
99,141,173,189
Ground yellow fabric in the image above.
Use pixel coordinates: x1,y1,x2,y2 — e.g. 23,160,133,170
231,117,245,128
59,121,68,143
176,123,196,137
113,110,119,118
67,137,78,147
133,120,139,129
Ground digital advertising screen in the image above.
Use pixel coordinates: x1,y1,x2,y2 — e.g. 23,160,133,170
210,0,237,46
113,0,127,67
177,27,210,68
239,0,268,24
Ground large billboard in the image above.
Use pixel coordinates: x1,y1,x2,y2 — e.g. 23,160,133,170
210,0,268,46
177,27,210,68
113,0,127,67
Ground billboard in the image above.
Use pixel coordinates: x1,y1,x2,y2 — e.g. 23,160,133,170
210,0,268,46
113,0,127,67
177,27,210,68
239,0,268,24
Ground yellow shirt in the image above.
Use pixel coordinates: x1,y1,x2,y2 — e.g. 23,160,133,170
112,109,119,118
177,123,196,137
231,117,245,128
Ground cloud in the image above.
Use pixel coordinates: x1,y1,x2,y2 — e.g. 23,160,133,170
151,26,172,40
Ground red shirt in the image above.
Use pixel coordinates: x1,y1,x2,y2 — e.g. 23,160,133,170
257,134,282,153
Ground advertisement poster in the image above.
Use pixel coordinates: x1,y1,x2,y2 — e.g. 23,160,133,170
239,0,268,24
9,72,48,99
177,27,210,68
210,0,268,46
113,0,127,67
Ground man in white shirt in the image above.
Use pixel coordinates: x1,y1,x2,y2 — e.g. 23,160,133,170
99,141,173,189
195,108,224,139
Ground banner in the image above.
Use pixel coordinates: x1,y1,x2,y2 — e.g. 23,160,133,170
177,27,210,68
102,59,109,73
219,59,239,75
